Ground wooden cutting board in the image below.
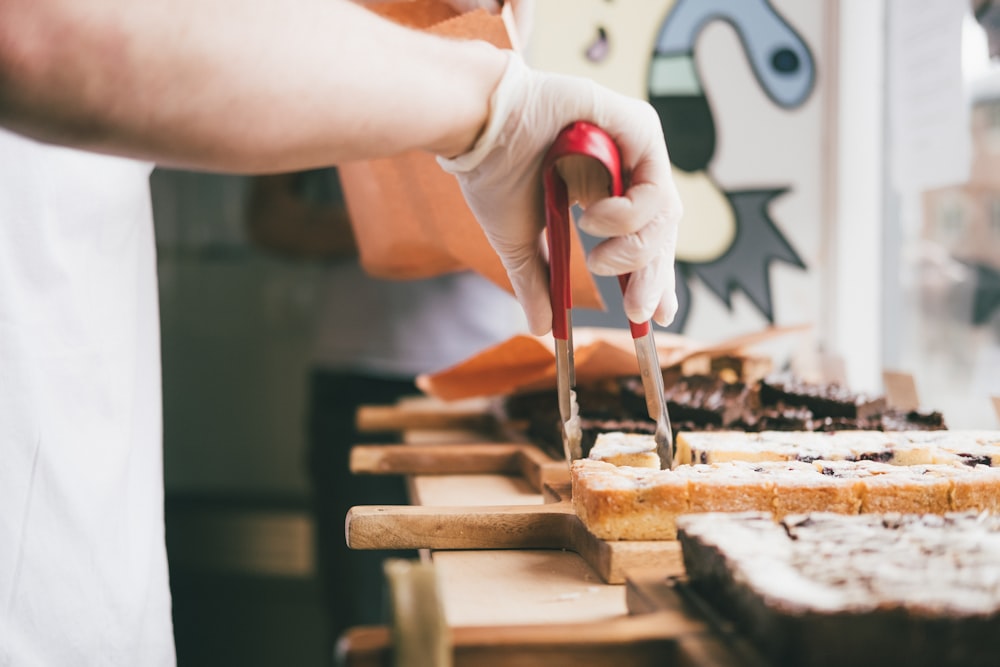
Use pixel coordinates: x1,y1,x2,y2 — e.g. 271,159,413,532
350,442,569,493
337,571,755,666
355,396,500,435
346,482,682,585
338,614,679,667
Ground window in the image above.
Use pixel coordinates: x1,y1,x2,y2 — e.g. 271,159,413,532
884,4,1000,429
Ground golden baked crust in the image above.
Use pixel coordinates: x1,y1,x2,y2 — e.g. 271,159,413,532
858,462,952,514
571,431,1000,541
676,462,777,514
771,462,863,518
571,460,685,540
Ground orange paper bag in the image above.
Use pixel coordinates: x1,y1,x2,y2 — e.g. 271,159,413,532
416,324,813,401
338,0,604,310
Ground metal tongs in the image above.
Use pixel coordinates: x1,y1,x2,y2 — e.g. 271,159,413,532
543,121,675,470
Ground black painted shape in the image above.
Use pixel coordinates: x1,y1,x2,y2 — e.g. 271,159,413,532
648,93,715,173
685,188,806,323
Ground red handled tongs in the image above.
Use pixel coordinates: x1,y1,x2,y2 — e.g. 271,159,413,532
543,121,675,470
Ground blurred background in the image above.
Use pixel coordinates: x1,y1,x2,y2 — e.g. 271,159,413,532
153,1,1000,664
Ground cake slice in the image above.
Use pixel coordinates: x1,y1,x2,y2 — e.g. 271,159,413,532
855,461,953,514
922,431,1000,467
677,512,1000,667
770,461,863,518
620,374,749,428
759,373,887,419
677,429,962,467
674,431,771,465
570,459,686,540
676,430,918,466
587,431,661,469
924,463,1000,512
760,430,898,463
571,453,1000,541
877,408,947,431
876,432,938,465
673,461,777,515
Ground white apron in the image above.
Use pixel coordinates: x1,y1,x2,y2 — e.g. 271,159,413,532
0,130,174,666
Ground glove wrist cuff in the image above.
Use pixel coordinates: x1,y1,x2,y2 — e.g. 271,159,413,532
438,50,525,175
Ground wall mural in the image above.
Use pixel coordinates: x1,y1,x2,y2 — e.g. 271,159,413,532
532,0,821,334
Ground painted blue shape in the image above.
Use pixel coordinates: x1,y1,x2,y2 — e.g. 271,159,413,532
654,0,815,108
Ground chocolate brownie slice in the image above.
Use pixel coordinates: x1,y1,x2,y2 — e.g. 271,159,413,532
677,512,1000,667
760,373,886,420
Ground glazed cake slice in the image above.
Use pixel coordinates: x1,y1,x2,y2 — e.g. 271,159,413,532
758,373,887,420
952,466,1000,512
674,432,773,466
571,454,1000,541
675,430,918,467
770,461,863,518
673,461,778,515
759,430,901,463
920,431,1000,467
677,512,1000,667
763,429,945,465
909,462,1000,512
587,431,661,469
674,430,976,468
852,461,953,514
571,459,850,541
571,459,686,540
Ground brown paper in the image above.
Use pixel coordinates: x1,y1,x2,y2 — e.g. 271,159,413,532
416,323,812,401
882,370,921,412
338,0,604,310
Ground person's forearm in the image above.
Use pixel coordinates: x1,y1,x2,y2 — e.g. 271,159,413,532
0,0,508,172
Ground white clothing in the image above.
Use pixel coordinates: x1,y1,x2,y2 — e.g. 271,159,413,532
311,262,527,377
0,131,174,665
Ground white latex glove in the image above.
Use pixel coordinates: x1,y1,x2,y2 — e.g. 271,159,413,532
438,53,682,335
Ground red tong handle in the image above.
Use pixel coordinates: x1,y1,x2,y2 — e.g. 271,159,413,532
542,121,650,341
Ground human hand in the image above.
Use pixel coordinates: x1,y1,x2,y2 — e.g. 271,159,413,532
438,53,682,335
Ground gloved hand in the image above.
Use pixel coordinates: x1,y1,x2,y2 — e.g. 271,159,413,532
438,53,682,335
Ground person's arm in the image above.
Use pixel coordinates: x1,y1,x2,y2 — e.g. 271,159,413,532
246,173,358,259
0,0,505,172
0,0,682,333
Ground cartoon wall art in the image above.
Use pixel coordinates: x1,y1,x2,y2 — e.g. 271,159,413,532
530,1,829,345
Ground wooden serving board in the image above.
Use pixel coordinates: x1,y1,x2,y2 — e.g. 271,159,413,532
337,573,755,666
350,442,569,493
345,484,682,585
626,575,769,667
338,614,679,667
355,396,499,435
